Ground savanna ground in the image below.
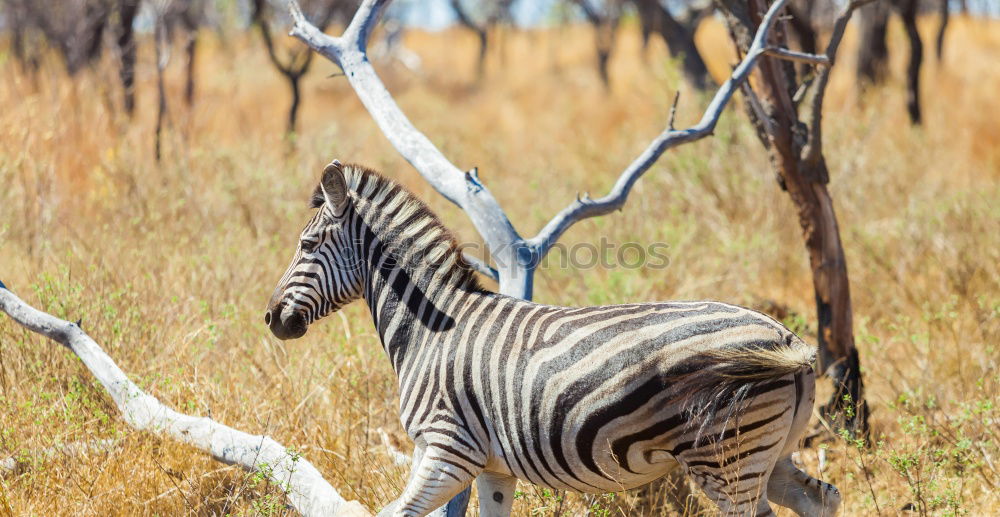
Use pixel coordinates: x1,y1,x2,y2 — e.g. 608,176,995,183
0,11,997,517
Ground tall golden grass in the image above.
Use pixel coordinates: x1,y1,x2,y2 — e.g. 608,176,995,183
0,13,997,516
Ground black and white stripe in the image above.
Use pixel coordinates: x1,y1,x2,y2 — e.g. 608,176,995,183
266,161,841,517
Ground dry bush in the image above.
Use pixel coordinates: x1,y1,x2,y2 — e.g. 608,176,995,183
0,14,997,516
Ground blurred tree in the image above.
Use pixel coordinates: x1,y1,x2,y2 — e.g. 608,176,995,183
855,1,889,85
251,0,345,134
572,0,623,88
856,0,947,125
115,0,140,115
448,0,513,80
18,0,112,76
632,0,712,90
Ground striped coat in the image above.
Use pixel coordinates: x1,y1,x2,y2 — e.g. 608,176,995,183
266,161,841,517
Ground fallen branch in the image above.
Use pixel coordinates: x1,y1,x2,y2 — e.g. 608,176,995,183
0,279,369,517
1,438,118,475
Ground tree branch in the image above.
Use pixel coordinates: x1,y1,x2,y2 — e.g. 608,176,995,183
526,0,792,255
802,0,875,166
461,253,499,283
762,46,829,66
288,0,527,296
0,281,369,517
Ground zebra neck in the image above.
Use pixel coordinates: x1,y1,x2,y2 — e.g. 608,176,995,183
355,226,485,368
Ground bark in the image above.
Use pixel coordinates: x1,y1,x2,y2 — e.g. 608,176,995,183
715,0,868,435
897,0,923,124
856,1,889,86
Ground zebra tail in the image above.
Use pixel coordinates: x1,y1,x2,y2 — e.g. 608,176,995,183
681,336,816,442
702,335,816,380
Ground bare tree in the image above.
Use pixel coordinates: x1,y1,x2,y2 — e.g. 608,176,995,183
154,1,171,161
20,0,112,76
936,0,949,60
632,0,712,90
855,0,929,125
251,0,342,134
855,0,889,85
2,0,43,73
115,0,140,114
445,0,514,80
572,0,623,88
896,0,923,124
289,0,842,513
713,0,871,434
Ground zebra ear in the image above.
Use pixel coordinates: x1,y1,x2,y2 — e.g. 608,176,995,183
318,160,349,215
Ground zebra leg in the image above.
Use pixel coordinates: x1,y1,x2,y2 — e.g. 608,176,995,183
677,398,796,515
475,472,517,517
767,457,841,516
379,444,482,517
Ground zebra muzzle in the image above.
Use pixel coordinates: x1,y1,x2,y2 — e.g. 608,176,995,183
265,306,308,340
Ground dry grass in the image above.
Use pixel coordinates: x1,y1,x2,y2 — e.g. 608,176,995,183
0,12,998,517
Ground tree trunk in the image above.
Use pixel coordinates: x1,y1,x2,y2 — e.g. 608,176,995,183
936,0,949,60
288,74,302,134
715,0,868,435
897,0,923,124
117,0,139,115
856,1,890,86
185,31,198,106
633,0,711,90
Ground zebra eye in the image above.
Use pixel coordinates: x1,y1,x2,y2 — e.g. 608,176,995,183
300,239,319,253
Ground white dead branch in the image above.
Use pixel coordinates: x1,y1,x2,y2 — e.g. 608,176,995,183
0,280,370,517
0,438,118,475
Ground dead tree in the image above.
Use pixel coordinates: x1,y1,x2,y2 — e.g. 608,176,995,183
572,0,623,88
449,0,489,79
855,0,928,125
897,0,923,124
154,2,171,161
289,0,840,513
2,0,43,73
179,0,203,106
855,0,889,85
631,0,712,90
115,0,140,114
251,0,340,134
21,0,112,76
936,0,949,60
713,0,870,435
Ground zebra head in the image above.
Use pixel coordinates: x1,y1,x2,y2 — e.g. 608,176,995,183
265,160,364,340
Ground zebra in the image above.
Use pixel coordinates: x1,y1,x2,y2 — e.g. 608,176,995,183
265,160,841,517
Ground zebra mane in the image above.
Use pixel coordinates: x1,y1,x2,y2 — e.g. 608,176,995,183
311,163,486,293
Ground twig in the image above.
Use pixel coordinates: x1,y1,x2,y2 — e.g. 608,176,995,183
0,439,118,474
667,91,681,131
526,0,795,255
762,46,829,66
